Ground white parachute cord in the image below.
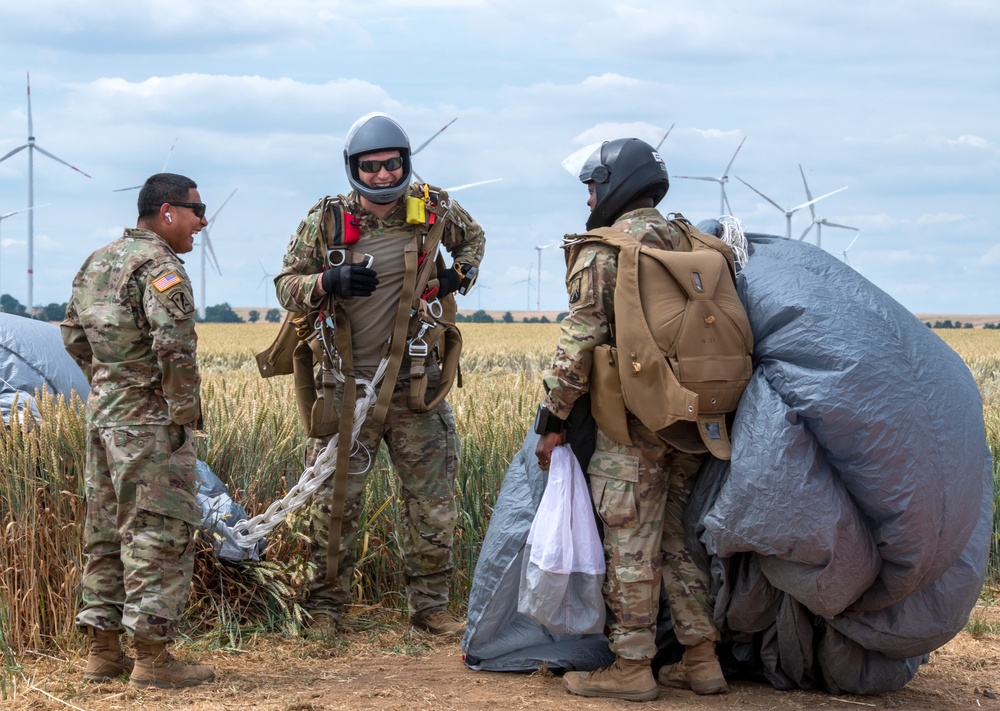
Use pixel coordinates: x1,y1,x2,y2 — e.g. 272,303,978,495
230,355,390,546
717,215,749,271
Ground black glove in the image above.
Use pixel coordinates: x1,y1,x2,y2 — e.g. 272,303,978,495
321,264,378,298
436,267,462,299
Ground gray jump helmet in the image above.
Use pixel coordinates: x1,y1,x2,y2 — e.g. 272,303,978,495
344,112,412,204
574,138,669,230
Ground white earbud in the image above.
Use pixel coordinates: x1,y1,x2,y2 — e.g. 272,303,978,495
165,212,172,223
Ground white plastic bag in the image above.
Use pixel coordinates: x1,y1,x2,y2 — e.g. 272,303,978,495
517,444,606,634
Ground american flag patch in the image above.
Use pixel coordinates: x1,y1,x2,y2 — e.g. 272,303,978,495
152,271,182,292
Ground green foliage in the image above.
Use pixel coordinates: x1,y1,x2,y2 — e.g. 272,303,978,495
0,294,27,317
202,302,245,323
37,302,68,322
502,311,514,323
266,308,282,323
247,309,260,323
469,309,494,323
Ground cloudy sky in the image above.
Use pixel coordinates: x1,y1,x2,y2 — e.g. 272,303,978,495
1,0,996,316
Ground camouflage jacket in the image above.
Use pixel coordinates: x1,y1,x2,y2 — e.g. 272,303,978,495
274,183,485,374
542,208,689,420
61,228,200,427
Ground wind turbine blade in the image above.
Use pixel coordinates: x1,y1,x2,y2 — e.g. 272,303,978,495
799,164,817,220
445,178,502,192
207,188,238,225
722,188,733,216
655,123,675,151
257,274,270,287
33,144,93,178
0,204,46,220
799,223,815,241
112,185,142,192
0,144,29,163
412,117,457,156
736,176,784,213
721,137,746,178
161,136,180,172
672,175,719,183
791,185,847,213
202,231,222,275
26,73,33,139
845,232,861,252
821,220,859,232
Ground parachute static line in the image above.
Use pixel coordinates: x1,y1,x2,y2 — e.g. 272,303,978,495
717,215,749,270
231,326,388,547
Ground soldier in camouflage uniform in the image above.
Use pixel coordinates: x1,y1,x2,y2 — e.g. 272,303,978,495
62,173,215,690
274,113,484,638
535,139,726,701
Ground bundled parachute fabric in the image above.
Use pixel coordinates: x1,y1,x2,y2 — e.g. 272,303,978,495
463,432,615,672
0,313,89,423
0,314,264,562
691,226,993,694
463,230,992,695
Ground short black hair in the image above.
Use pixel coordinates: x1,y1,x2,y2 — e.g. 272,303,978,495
137,173,198,219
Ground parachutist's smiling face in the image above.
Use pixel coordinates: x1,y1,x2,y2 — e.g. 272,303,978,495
357,150,404,190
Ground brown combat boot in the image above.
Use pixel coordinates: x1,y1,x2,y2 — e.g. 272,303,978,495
302,612,340,640
129,639,215,689
563,657,658,701
411,609,466,638
658,639,728,694
82,627,133,682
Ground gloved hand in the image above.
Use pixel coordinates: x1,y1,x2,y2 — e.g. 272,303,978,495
436,266,462,299
321,264,378,298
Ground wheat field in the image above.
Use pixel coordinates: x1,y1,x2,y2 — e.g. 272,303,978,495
1,322,997,695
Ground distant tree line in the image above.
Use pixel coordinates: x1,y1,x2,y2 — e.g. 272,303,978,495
455,311,569,324
3,297,573,326
924,320,976,329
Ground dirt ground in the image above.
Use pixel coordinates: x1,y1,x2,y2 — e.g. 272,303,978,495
5,605,999,711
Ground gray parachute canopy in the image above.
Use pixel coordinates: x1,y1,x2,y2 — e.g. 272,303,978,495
0,313,89,421
461,230,993,695
0,313,263,562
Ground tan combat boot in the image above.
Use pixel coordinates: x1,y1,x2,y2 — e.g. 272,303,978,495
129,639,215,689
302,612,340,640
563,657,658,701
658,639,727,694
411,609,466,638
82,627,134,682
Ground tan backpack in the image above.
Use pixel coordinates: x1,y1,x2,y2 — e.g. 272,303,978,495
572,215,753,460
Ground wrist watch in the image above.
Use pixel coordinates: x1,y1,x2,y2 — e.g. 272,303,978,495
533,403,567,435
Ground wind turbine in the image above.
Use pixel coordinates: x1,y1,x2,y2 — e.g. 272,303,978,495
736,175,847,240
257,260,275,310
673,136,745,216
0,73,92,312
797,164,857,249
513,275,533,312
113,136,180,192
655,123,675,151
197,188,236,318
533,242,558,312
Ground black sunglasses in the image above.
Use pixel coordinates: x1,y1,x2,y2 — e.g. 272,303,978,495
357,157,403,173
167,202,207,219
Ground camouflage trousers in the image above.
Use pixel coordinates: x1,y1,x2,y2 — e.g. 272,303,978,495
304,371,460,620
587,417,719,660
76,423,200,643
